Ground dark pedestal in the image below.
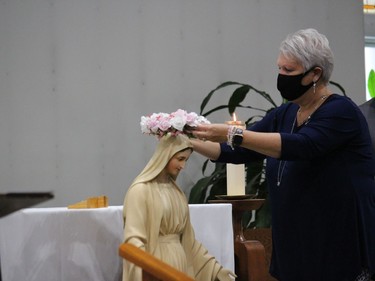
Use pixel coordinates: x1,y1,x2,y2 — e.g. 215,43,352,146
209,199,267,281
0,192,53,218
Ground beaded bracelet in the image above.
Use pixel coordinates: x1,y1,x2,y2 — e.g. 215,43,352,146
227,125,237,150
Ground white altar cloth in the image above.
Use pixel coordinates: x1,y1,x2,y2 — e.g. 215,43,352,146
0,204,234,281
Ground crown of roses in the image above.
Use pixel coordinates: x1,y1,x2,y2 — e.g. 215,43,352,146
140,109,210,138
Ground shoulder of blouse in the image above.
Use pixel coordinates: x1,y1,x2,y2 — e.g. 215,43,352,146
322,94,359,116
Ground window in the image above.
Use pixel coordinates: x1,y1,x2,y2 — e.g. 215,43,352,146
364,0,375,14
365,37,375,101
364,1,375,100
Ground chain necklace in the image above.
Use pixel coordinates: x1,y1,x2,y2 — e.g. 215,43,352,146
297,94,329,125
276,94,330,187
276,116,296,187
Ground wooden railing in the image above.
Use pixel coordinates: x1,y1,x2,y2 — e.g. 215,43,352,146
119,243,195,281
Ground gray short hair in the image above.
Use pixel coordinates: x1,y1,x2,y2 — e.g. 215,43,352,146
279,28,334,84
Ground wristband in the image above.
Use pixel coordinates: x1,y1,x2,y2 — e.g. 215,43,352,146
233,128,244,147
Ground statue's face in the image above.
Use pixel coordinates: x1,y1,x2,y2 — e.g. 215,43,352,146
165,149,192,180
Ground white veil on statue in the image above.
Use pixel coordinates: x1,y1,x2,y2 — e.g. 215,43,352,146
130,133,193,188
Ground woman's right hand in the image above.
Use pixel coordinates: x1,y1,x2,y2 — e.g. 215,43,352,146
191,124,229,143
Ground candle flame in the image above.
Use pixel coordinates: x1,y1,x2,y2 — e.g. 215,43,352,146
232,113,237,122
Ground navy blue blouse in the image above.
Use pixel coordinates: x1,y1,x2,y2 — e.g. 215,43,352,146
217,94,375,281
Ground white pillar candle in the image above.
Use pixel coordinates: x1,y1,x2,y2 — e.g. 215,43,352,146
226,163,246,195
226,113,246,195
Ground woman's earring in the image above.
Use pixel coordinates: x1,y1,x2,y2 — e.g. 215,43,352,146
313,82,316,94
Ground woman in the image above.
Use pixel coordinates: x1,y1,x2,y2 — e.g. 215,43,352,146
122,133,234,281
190,28,375,281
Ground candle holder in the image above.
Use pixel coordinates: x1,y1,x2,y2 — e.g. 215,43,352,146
215,194,255,201
209,198,267,281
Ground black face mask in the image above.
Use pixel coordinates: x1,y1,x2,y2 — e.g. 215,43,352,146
277,68,314,101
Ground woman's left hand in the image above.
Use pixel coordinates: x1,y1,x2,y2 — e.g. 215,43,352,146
216,267,237,281
190,124,229,143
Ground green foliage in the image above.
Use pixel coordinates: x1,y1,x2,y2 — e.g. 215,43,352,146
368,69,375,98
329,81,346,96
200,81,277,118
189,162,227,203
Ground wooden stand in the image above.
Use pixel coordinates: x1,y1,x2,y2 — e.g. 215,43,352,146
209,199,267,281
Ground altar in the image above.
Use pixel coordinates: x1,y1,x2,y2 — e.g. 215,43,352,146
0,204,234,281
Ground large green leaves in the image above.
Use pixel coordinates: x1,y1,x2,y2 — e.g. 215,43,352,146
200,82,277,117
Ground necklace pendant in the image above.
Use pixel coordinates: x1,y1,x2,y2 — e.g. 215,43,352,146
277,181,280,187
